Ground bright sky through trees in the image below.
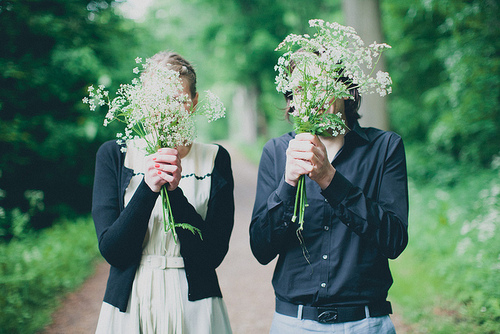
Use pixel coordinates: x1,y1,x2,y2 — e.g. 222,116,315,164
117,0,154,21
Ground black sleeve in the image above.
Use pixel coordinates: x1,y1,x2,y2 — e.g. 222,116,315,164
92,141,158,269
249,140,297,265
321,135,409,259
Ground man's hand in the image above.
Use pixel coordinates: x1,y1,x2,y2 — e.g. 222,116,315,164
285,133,335,189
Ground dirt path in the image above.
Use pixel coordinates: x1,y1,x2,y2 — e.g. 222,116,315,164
40,144,409,333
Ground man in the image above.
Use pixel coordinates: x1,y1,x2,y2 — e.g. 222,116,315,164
250,86,408,333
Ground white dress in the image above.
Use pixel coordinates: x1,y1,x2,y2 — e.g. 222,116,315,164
95,140,232,334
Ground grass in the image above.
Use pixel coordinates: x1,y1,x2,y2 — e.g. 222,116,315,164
0,217,101,334
388,162,500,334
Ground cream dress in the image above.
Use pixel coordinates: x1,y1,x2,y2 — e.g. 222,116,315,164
95,140,232,334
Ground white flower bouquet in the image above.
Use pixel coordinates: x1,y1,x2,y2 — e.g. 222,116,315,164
274,19,392,238
84,57,225,241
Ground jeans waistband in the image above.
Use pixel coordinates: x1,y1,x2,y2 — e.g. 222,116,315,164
275,298,392,324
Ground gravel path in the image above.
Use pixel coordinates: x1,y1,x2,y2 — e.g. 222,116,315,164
40,144,409,333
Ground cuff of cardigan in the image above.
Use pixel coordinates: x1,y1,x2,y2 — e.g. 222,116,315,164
321,170,353,207
166,187,187,213
137,179,161,202
166,187,199,225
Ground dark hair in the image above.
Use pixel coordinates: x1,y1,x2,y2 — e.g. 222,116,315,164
283,50,361,128
149,51,197,98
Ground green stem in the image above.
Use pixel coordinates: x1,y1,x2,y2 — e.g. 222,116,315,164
295,175,308,230
161,186,178,244
292,175,302,223
295,175,311,266
160,185,203,244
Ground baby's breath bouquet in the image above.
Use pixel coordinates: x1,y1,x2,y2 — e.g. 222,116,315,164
83,57,225,242
275,19,392,240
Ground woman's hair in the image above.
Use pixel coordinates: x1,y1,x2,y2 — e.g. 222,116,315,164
149,51,197,98
284,50,362,128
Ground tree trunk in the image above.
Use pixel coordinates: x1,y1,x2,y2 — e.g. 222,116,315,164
342,0,389,130
230,85,258,144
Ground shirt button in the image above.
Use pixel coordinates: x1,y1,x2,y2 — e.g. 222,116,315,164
321,282,327,288
322,254,328,260
324,225,329,231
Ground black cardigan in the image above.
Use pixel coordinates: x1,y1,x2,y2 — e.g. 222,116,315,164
92,140,234,312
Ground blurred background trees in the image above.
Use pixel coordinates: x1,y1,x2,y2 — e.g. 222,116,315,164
0,0,498,234
383,0,500,182
0,0,498,332
0,0,141,235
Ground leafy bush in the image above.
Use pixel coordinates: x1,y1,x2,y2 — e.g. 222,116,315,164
390,156,500,333
383,0,500,169
0,217,100,334
0,172,45,241
0,0,141,229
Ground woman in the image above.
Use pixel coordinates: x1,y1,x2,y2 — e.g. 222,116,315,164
92,51,234,333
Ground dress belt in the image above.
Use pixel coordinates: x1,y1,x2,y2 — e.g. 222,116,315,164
140,255,184,269
275,298,392,324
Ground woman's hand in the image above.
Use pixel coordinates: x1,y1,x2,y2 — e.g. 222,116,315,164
144,148,182,192
285,133,335,189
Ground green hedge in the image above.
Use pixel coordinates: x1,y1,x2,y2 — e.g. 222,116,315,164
0,217,101,334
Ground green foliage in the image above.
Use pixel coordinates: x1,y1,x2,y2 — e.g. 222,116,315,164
0,169,46,240
390,156,500,333
140,0,342,138
0,0,141,228
382,0,500,172
0,217,101,334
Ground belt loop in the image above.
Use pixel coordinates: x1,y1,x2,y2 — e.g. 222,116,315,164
297,305,304,320
365,305,370,318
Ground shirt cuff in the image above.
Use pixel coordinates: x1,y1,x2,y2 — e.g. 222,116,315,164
274,176,297,225
321,171,353,207
275,176,297,208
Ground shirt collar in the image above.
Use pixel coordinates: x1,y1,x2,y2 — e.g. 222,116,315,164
346,121,370,143
289,121,370,143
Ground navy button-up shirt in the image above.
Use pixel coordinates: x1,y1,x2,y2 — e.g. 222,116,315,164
250,122,408,307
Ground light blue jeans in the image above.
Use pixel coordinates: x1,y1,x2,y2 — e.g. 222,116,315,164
270,311,396,334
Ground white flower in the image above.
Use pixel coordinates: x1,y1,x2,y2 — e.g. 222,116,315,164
84,56,225,156
274,20,391,136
